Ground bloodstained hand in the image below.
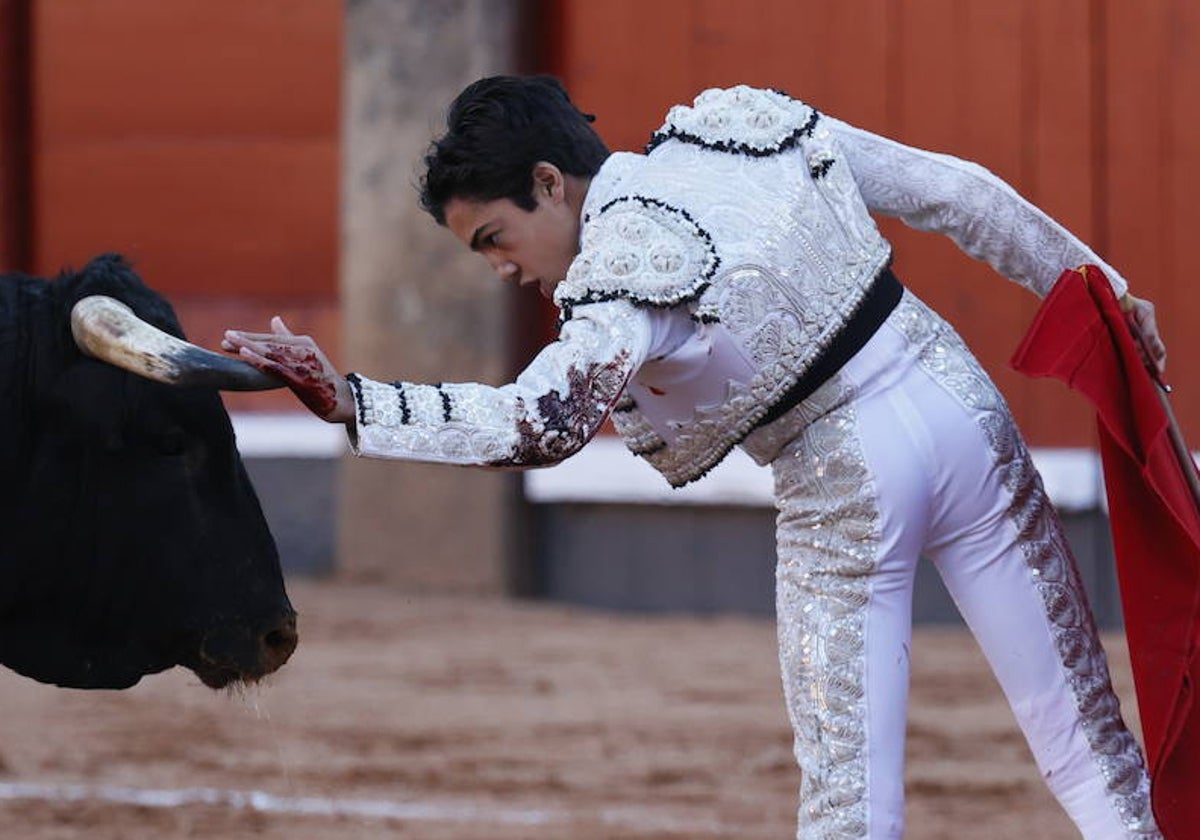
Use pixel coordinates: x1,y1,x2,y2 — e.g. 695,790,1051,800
259,343,340,417
223,317,353,423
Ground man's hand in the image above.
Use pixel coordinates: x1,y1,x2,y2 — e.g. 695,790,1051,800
223,317,355,423
1120,294,1168,375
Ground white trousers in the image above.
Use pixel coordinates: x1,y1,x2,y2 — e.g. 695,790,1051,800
769,293,1159,839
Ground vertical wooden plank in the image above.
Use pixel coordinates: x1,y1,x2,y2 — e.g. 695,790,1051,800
1160,0,1200,437
884,0,1033,431
889,0,963,151
878,0,972,295
1025,0,1096,238
691,0,774,91
0,0,31,272
1104,1,1169,294
822,0,893,126
950,2,1032,426
1103,0,1200,435
1016,0,1098,446
559,0,694,153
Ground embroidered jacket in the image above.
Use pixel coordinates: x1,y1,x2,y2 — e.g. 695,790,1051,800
346,86,1127,485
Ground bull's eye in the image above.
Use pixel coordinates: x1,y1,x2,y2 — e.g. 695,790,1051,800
156,428,189,456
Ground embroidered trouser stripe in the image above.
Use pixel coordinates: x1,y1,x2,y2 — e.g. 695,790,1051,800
770,292,1159,839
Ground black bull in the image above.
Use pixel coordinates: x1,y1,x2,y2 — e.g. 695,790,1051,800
0,254,297,689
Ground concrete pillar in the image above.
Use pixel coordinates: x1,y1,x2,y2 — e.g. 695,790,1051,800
338,0,527,592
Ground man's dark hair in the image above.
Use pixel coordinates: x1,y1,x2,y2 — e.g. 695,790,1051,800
420,75,610,225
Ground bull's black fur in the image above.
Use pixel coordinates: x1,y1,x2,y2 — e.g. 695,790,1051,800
0,254,295,688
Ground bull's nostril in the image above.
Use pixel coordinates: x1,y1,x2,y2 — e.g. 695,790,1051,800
260,615,298,672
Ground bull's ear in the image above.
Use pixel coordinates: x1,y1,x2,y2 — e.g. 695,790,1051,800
70,254,183,337
71,296,285,392
40,354,132,446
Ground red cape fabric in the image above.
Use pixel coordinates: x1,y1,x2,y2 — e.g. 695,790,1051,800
1011,266,1200,838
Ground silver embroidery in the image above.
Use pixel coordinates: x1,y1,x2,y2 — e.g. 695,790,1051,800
891,293,1159,837
614,258,886,488
829,116,1130,300
572,85,1127,490
649,86,818,156
772,379,879,840
610,395,667,456
578,88,893,488
348,301,648,467
555,197,719,312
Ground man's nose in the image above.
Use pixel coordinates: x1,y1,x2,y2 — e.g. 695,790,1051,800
491,260,519,282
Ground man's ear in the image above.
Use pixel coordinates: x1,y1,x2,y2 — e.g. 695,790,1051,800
531,161,565,202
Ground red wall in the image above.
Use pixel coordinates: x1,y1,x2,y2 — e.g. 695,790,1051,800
546,0,1200,448
23,0,343,410
31,0,341,298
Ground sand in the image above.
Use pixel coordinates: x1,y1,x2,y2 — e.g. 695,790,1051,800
0,578,1143,838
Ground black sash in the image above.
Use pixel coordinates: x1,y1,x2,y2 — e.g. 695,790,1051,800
755,265,903,430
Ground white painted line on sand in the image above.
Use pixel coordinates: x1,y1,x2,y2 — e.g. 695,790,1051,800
0,780,555,825
0,780,723,832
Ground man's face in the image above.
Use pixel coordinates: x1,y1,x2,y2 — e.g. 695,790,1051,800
444,164,582,300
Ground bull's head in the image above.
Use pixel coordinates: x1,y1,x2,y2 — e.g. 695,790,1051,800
0,254,297,689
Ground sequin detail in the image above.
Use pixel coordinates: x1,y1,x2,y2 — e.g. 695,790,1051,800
646,86,819,156
555,195,720,323
610,401,668,457
576,89,892,488
610,258,892,488
891,293,1160,837
772,378,878,840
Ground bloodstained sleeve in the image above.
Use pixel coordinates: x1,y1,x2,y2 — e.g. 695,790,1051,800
344,298,654,468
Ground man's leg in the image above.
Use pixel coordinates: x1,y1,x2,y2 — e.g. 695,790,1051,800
925,415,1159,838
887,294,1160,838
773,376,930,840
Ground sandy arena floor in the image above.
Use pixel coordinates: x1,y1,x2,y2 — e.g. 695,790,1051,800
0,579,1145,839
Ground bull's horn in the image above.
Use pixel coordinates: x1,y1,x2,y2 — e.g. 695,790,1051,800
71,295,285,391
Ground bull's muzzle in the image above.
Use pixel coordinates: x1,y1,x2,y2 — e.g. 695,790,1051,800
196,611,299,688
71,295,286,391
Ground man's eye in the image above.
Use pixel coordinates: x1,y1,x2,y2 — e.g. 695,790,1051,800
483,233,499,248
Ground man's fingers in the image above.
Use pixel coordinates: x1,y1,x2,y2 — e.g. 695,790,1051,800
1152,339,1168,372
1127,305,1168,374
225,329,277,345
235,345,284,376
1138,310,1167,370
224,317,303,348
